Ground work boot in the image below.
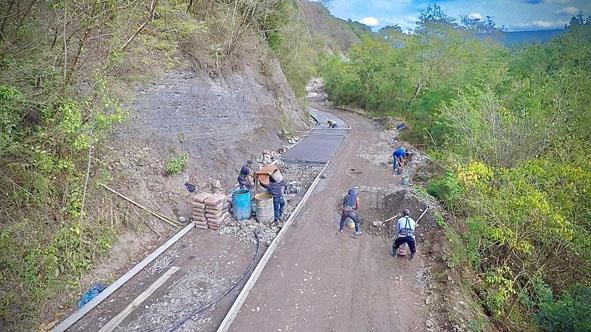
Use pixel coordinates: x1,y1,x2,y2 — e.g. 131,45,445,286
338,229,343,233
409,252,415,261
354,230,362,236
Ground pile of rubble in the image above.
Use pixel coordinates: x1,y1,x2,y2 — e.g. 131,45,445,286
256,137,300,165
218,218,280,246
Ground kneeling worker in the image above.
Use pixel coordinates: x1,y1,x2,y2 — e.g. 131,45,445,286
393,209,416,260
392,146,406,171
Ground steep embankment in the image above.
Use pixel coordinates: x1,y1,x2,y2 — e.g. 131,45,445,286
0,1,306,330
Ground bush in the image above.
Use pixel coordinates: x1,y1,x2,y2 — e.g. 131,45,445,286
164,154,187,175
427,172,461,208
535,286,591,332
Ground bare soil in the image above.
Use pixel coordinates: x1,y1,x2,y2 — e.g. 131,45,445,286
66,162,323,332
228,104,442,332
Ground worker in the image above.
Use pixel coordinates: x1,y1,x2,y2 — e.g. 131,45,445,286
327,120,337,128
392,209,416,260
392,146,406,171
237,160,254,191
267,176,286,222
339,187,362,236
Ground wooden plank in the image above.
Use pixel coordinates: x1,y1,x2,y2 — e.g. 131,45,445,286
51,223,194,332
97,266,180,332
100,183,181,229
217,160,334,332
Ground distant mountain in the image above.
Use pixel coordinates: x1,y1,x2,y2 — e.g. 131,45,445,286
479,29,565,46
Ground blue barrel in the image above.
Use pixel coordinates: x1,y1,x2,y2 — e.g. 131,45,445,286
232,189,251,220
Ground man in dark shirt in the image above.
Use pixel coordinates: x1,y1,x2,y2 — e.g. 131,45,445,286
267,176,286,222
339,187,362,236
237,160,254,191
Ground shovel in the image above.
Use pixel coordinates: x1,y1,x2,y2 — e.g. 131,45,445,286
372,213,400,227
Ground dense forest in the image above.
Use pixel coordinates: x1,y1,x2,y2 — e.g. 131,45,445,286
320,4,591,331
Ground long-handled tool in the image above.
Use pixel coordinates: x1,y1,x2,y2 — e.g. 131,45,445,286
100,183,182,229
372,213,400,227
415,207,429,224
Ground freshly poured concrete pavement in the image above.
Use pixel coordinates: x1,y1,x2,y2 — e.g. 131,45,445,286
281,110,348,164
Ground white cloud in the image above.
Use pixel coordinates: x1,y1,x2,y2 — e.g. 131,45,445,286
532,19,568,28
468,12,483,20
358,17,379,27
557,6,579,15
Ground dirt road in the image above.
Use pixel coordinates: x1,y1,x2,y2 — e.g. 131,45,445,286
229,103,431,332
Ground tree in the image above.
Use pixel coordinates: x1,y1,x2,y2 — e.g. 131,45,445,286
418,3,455,23
378,24,403,38
416,3,457,35
569,11,591,26
460,15,504,34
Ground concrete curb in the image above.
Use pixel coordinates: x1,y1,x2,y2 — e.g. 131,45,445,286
51,223,194,332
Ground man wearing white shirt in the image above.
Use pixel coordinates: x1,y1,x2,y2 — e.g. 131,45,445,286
393,209,416,260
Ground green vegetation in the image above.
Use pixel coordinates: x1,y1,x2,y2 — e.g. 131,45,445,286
1,0,293,329
535,286,591,331
320,4,591,330
164,154,187,175
257,0,374,98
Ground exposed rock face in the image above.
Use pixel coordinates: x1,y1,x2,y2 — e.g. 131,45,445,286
108,53,307,218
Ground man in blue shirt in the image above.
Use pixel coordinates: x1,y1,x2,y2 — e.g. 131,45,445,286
392,147,406,171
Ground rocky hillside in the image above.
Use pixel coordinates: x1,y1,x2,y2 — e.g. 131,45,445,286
299,1,363,55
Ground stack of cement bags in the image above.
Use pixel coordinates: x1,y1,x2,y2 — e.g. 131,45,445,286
192,193,211,230
204,193,229,230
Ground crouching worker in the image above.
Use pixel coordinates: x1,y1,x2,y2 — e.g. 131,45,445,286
393,209,416,260
339,187,362,236
237,160,254,191
267,176,286,222
392,146,406,171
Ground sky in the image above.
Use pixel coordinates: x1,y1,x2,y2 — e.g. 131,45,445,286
312,0,591,32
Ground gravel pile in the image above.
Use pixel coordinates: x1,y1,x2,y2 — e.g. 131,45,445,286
218,219,279,246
